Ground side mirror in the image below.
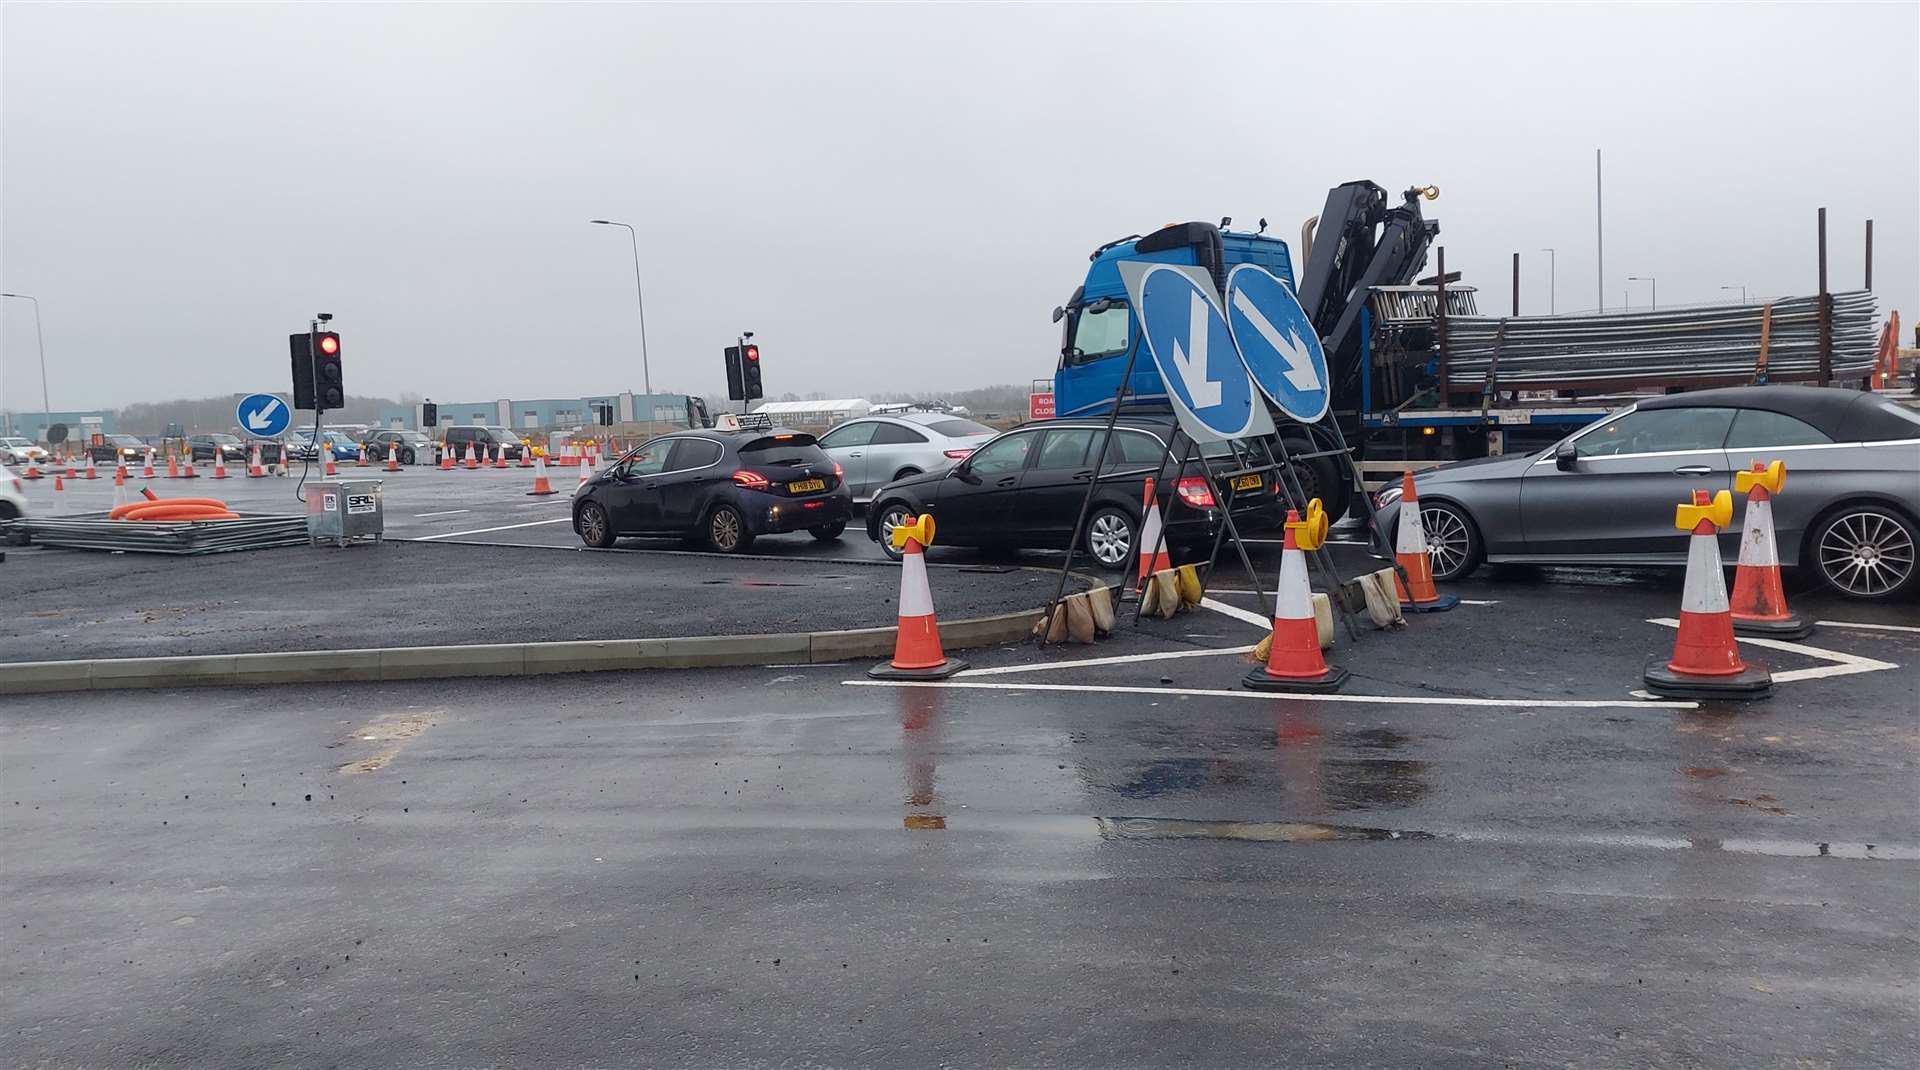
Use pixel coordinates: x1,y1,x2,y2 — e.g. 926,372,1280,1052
1554,441,1579,471
1050,306,1066,324
953,464,982,485
1086,298,1114,315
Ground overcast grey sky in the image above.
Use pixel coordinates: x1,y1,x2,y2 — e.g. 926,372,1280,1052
3,1,1915,411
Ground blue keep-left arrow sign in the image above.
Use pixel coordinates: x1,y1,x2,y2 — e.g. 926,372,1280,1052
1225,264,1332,424
236,393,291,438
1119,262,1273,444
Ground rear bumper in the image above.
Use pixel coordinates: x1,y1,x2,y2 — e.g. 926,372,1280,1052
744,490,853,535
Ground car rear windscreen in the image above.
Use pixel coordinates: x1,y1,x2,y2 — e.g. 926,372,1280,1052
740,434,827,467
927,418,994,437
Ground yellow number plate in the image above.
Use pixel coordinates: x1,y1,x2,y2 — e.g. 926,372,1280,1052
788,479,826,494
1232,474,1264,491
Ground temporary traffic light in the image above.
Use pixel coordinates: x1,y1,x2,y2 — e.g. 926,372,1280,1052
724,345,745,401
289,332,316,410
312,331,344,410
421,402,438,428
742,343,762,400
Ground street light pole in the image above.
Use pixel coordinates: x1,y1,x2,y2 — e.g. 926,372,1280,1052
1628,275,1657,311
0,292,50,418
1719,285,1747,305
589,220,652,397
1539,248,1556,314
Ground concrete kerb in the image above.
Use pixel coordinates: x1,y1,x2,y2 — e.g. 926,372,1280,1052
0,584,1116,695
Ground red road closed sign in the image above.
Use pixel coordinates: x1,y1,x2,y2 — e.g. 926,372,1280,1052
1029,392,1055,420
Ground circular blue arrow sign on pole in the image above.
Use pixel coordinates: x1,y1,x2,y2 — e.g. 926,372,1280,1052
236,393,291,438
1225,264,1332,423
1127,264,1270,443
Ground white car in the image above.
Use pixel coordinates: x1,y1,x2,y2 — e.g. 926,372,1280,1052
1,462,27,522
0,437,50,467
815,411,997,503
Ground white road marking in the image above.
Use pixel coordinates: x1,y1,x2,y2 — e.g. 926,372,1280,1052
1242,537,1368,546
1199,597,1272,629
1646,617,1900,683
413,509,471,518
412,517,573,541
1204,587,1500,607
958,644,1258,678
1818,619,1920,635
847,678,1699,711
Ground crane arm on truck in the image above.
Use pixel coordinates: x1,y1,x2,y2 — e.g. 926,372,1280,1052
1295,182,1440,404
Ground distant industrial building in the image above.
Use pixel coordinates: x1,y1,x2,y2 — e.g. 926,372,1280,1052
0,410,117,441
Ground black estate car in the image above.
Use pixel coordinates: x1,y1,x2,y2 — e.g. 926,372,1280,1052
572,428,852,553
864,415,1286,569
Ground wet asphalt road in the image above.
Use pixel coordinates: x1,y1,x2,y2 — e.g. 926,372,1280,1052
4,582,1917,1068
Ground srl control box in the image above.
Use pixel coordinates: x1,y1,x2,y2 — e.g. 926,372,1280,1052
306,479,384,548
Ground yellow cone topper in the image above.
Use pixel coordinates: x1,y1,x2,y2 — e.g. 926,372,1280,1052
890,513,936,551
1735,459,1785,496
1287,497,1329,551
1674,489,1733,532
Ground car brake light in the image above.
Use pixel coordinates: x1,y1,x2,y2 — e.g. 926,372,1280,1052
943,449,974,460
833,462,844,477
732,470,770,490
1175,476,1215,509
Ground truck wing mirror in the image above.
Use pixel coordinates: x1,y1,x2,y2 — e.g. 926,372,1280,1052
1086,298,1114,314
1554,441,1579,471
1051,306,1066,324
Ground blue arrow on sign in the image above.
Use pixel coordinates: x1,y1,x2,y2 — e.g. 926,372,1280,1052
1119,262,1274,444
1224,264,1332,424
236,393,292,438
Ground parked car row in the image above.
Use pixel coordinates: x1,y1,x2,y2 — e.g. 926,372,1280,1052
572,413,1285,568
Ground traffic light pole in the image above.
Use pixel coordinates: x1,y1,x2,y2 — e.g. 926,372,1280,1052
737,333,748,415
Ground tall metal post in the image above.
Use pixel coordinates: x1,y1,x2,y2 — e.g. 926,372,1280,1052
1435,246,1449,402
589,219,653,397
1541,247,1556,314
0,292,49,417
1864,219,1874,290
1511,252,1520,316
1817,207,1831,386
1595,149,1604,312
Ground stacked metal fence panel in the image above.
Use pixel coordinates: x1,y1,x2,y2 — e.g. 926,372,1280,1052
8,513,310,554
1437,292,1878,390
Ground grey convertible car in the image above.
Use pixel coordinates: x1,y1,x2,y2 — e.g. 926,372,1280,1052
1374,386,1920,599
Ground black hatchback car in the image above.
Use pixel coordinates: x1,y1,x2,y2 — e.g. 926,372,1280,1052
864,415,1286,568
572,428,853,553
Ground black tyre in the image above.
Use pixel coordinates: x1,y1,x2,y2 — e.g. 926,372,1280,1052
576,501,616,549
1278,431,1351,520
1808,504,1917,600
705,504,754,554
1084,505,1137,572
875,501,913,561
809,520,847,541
1408,499,1483,582
399,448,416,466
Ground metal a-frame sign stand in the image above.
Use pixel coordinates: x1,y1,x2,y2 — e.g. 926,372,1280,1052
1038,262,1365,647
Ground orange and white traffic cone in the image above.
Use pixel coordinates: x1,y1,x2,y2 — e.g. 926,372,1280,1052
868,514,969,679
1135,477,1172,592
180,451,199,479
492,447,508,470
526,452,558,496
438,445,454,471
323,450,338,476
385,444,402,473
20,460,41,480
142,449,156,479
51,474,66,514
248,444,267,478
355,444,370,467
1391,472,1458,612
166,452,180,479
113,466,132,509
84,454,98,480
211,447,230,479
576,450,594,491
1245,500,1349,692
462,444,479,471
1729,461,1811,639
1644,490,1772,700
115,458,130,483
518,446,533,468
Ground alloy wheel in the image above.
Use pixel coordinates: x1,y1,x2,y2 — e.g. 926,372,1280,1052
1817,510,1915,597
1421,505,1471,577
1088,512,1133,566
710,509,742,552
879,507,909,553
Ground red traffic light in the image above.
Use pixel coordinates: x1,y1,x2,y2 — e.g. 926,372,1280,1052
318,334,340,355
744,344,759,361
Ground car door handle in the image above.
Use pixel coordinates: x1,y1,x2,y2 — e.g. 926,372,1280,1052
1073,468,1094,481
995,477,1018,488
848,452,862,458
1671,465,1713,476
